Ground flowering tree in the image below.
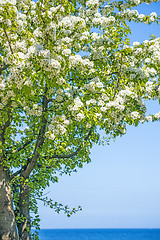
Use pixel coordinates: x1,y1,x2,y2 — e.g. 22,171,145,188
0,0,160,239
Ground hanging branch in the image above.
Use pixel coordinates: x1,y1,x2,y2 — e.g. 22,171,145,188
40,129,92,170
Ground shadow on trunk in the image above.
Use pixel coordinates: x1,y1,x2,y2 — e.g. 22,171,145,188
0,165,19,240
17,184,31,240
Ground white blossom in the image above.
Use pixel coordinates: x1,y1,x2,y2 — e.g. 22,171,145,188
75,113,85,121
62,49,71,56
56,78,65,85
154,112,160,119
0,81,5,90
131,111,140,119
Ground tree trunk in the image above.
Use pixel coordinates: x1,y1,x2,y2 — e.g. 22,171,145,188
0,165,19,240
18,184,31,240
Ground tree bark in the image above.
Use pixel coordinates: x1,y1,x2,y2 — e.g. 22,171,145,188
0,165,19,240
18,184,31,240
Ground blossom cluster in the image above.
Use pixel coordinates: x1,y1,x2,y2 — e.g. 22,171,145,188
45,115,71,140
0,0,160,146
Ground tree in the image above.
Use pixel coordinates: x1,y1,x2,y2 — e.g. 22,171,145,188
0,0,160,239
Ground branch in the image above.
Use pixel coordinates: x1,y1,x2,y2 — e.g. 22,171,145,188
22,89,48,178
16,140,34,153
155,84,160,91
37,5,45,24
105,71,119,77
5,139,34,164
69,72,119,82
3,28,14,54
10,166,26,180
113,43,125,99
4,112,11,130
0,64,9,74
52,0,63,21
10,157,31,180
42,129,92,162
68,28,77,38
1,100,12,140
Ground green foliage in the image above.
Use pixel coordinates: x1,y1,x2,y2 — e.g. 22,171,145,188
0,0,160,238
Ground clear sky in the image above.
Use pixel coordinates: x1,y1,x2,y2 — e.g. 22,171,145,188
38,2,160,229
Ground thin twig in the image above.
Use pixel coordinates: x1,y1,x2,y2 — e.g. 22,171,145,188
16,140,34,153
52,0,64,21
3,28,14,54
113,43,125,99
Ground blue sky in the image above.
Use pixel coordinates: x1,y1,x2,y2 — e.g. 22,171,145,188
38,2,160,229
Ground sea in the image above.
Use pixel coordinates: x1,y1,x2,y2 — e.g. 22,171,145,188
38,229,160,240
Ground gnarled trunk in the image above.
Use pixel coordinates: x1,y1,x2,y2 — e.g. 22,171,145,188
0,165,19,240
18,184,31,240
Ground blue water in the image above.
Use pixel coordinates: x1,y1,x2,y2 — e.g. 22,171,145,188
39,229,160,240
